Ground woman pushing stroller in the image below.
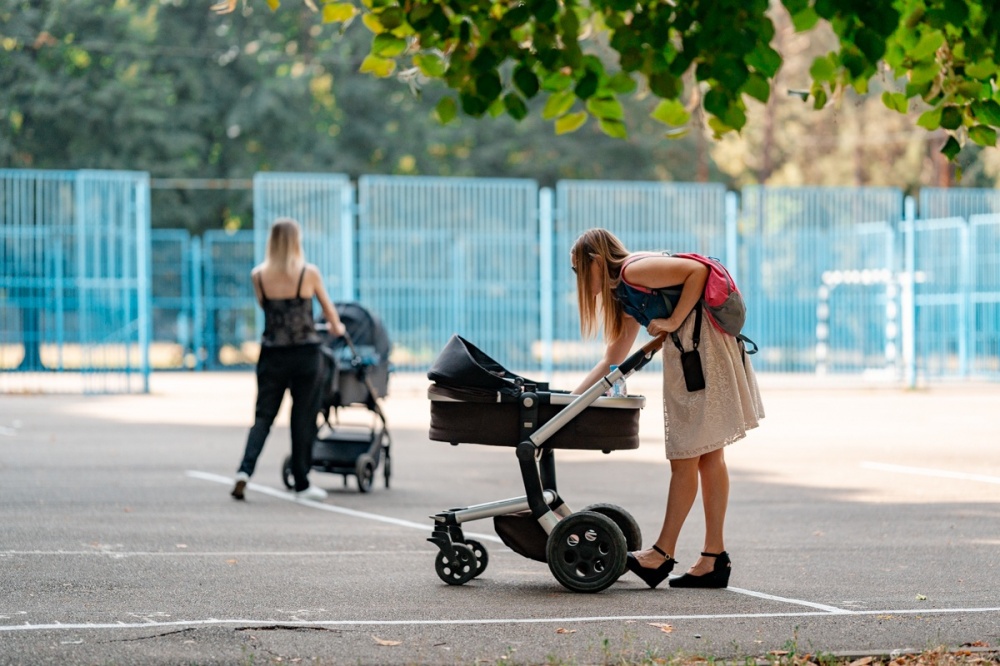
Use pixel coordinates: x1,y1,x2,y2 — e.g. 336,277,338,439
231,217,346,502
571,228,764,589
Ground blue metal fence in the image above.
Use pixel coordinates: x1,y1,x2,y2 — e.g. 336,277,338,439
6,169,1000,391
739,186,905,374
1,169,151,393
356,175,541,370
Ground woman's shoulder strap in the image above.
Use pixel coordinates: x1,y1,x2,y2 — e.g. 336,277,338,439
296,265,308,298
620,252,669,293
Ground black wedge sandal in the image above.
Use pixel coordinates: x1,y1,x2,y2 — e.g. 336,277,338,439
625,544,677,589
668,551,731,588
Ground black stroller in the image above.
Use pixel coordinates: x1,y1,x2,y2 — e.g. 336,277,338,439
425,334,663,593
281,302,392,493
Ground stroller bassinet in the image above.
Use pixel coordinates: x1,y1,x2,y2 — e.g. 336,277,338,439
281,302,392,493
426,334,662,593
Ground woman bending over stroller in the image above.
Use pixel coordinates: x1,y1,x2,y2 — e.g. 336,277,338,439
231,217,346,502
571,228,764,589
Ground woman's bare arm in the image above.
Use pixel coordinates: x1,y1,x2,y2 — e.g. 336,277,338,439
308,265,346,337
573,317,641,394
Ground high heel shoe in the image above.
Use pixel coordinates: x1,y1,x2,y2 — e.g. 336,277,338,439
668,551,731,588
626,544,676,589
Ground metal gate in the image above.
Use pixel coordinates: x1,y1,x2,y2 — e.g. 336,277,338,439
0,169,151,393
357,175,540,370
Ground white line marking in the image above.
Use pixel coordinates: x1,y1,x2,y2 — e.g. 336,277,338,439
3,606,1000,633
725,587,851,614
187,470,851,613
1,551,437,557
861,462,1000,485
185,470,503,543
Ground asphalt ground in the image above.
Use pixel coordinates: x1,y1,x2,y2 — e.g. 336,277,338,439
1,370,999,665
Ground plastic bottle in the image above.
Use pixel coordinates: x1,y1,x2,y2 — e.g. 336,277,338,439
608,365,627,397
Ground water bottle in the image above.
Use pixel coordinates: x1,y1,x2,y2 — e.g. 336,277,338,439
608,365,627,397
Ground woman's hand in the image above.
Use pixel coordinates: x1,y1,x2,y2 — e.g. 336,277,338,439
332,321,347,337
647,316,679,337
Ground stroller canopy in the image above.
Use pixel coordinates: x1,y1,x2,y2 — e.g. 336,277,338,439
427,335,543,397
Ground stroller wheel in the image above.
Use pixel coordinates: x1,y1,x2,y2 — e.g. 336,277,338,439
355,454,375,493
546,511,626,593
581,503,642,577
434,543,478,585
280,455,294,489
462,539,489,578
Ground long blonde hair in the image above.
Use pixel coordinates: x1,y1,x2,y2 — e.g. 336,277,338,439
572,228,631,341
264,217,305,272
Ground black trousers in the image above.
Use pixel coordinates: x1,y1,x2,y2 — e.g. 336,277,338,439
238,344,323,492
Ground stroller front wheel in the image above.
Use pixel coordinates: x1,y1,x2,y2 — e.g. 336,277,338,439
355,454,375,493
434,543,478,585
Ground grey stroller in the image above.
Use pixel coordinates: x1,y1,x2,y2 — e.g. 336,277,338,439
281,302,392,493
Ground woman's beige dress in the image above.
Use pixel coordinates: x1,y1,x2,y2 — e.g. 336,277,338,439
660,305,764,459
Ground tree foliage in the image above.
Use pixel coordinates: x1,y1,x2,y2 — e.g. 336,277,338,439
215,0,1000,161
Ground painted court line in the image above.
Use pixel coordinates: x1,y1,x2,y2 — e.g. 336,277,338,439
186,470,503,543
3,607,1000,633
861,462,1000,485
188,470,847,614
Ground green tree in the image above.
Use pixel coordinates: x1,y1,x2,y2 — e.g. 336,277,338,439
219,0,1000,162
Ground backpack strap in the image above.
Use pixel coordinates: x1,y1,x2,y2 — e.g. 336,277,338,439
671,302,702,352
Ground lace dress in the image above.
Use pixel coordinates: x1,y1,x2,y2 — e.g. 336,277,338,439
660,305,764,459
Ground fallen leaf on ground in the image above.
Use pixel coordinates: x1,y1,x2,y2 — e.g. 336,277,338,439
372,636,401,646
648,623,673,633
847,657,874,666
556,628,576,634
916,594,927,601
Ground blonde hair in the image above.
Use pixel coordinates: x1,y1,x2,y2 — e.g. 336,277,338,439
572,228,631,341
264,217,305,272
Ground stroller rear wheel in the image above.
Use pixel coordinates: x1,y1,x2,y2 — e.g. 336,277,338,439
546,511,626,593
581,503,642,577
355,454,376,493
434,543,479,585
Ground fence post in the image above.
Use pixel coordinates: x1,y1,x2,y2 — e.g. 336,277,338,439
725,190,739,278
539,187,554,378
901,196,917,388
341,184,356,301
191,235,204,370
959,220,971,378
137,174,152,393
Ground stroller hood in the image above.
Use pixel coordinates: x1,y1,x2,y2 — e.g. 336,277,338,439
427,335,542,397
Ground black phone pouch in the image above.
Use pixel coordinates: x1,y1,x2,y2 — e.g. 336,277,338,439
671,304,706,392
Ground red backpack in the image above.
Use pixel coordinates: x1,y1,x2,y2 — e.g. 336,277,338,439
669,253,757,354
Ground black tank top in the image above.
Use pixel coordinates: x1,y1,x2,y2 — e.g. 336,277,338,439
256,267,322,348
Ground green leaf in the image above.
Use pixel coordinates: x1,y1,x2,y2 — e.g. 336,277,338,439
372,33,407,58
909,30,945,61
598,117,627,139
649,72,679,99
503,92,528,121
555,111,587,134
745,45,782,78
742,74,770,104
809,55,836,83
542,90,576,119
703,89,729,118
881,91,908,113
940,135,961,161
965,59,997,80
434,96,457,124
917,107,942,130
940,105,963,130
969,125,997,146
971,100,1000,125
586,96,624,121
540,71,574,93
791,7,819,31
513,64,540,98
475,71,502,102
322,3,358,23
650,99,690,126
414,53,447,78
607,72,637,94
663,127,689,140
574,71,599,100
359,54,396,77
908,60,940,86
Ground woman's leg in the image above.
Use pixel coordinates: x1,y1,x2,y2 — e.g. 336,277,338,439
237,353,286,477
685,447,730,576
287,346,323,492
633,455,701,567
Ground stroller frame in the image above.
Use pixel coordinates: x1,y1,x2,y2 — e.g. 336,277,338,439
428,335,664,593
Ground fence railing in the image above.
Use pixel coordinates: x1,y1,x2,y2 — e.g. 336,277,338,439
5,169,1000,392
